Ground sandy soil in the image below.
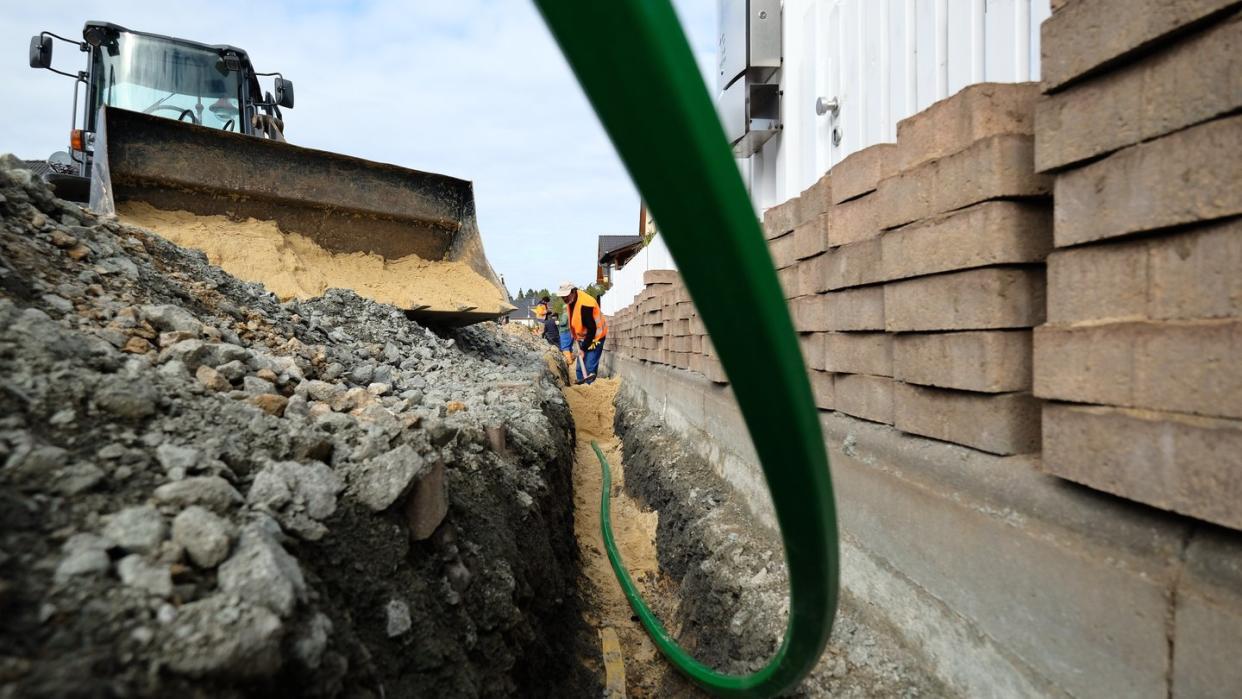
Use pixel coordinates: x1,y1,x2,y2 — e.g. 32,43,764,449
118,201,508,313
565,378,675,698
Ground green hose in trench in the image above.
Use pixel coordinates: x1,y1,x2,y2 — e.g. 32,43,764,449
534,2,840,697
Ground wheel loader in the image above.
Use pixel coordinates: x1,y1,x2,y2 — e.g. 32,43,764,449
29,21,513,325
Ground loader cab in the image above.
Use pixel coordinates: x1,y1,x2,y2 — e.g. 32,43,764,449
28,21,294,197
86,26,247,135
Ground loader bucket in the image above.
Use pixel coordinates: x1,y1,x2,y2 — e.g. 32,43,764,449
90,106,513,326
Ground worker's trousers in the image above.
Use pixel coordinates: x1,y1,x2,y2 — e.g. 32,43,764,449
577,338,605,384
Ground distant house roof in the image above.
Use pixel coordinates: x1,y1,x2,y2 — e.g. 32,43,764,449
507,295,542,321
597,234,644,268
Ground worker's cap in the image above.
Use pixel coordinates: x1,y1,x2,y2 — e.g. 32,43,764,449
556,282,576,297
534,304,547,318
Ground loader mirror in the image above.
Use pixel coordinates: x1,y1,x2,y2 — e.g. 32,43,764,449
29,35,52,69
275,78,295,108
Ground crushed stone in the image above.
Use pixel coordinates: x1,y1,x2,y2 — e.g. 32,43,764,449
0,154,596,697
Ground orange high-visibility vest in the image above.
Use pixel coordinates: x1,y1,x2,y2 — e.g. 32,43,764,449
569,291,608,342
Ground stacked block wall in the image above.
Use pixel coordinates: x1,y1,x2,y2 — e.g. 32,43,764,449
879,82,1050,454
612,82,1050,457
610,28,1240,535
607,4,1242,692
1033,3,1242,534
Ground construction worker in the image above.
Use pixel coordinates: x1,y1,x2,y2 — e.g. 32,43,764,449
537,296,560,348
558,281,607,385
557,305,574,372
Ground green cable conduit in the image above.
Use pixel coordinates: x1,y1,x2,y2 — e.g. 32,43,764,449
534,2,840,697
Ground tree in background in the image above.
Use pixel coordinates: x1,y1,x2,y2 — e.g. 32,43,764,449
511,283,607,315
584,281,610,301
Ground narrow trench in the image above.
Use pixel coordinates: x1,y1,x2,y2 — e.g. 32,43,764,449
563,378,697,697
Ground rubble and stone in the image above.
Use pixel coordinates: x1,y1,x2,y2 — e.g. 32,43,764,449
0,157,595,697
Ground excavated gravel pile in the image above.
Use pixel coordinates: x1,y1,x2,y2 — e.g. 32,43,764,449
613,389,946,698
0,155,595,697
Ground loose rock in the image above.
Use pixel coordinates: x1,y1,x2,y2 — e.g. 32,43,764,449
349,444,427,512
103,505,166,555
117,555,173,597
242,375,277,395
141,304,202,333
94,377,158,420
123,336,152,354
54,534,112,582
248,393,288,416
215,359,247,382
156,443,202,473
386,599,412,637
217,526,306,618
160,595,284,679
195,364,231,392
172,506,234,568
153,476,244,512
247,461,342,540
55,463,104,495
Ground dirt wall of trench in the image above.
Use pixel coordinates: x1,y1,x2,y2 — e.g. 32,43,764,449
612,387,945,698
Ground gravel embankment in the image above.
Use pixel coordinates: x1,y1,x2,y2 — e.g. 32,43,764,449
0,155,595,697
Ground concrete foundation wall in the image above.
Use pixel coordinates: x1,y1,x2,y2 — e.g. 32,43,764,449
615,356,1242,698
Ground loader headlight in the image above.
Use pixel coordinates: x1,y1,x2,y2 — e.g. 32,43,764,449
83,26,105,47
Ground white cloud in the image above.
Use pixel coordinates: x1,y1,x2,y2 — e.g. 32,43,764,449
3,1,717,296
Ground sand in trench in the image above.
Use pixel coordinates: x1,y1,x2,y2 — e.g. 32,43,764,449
565,378,676,697
118,201,509,313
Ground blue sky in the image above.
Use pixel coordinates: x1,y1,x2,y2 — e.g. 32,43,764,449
2,1,717,297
